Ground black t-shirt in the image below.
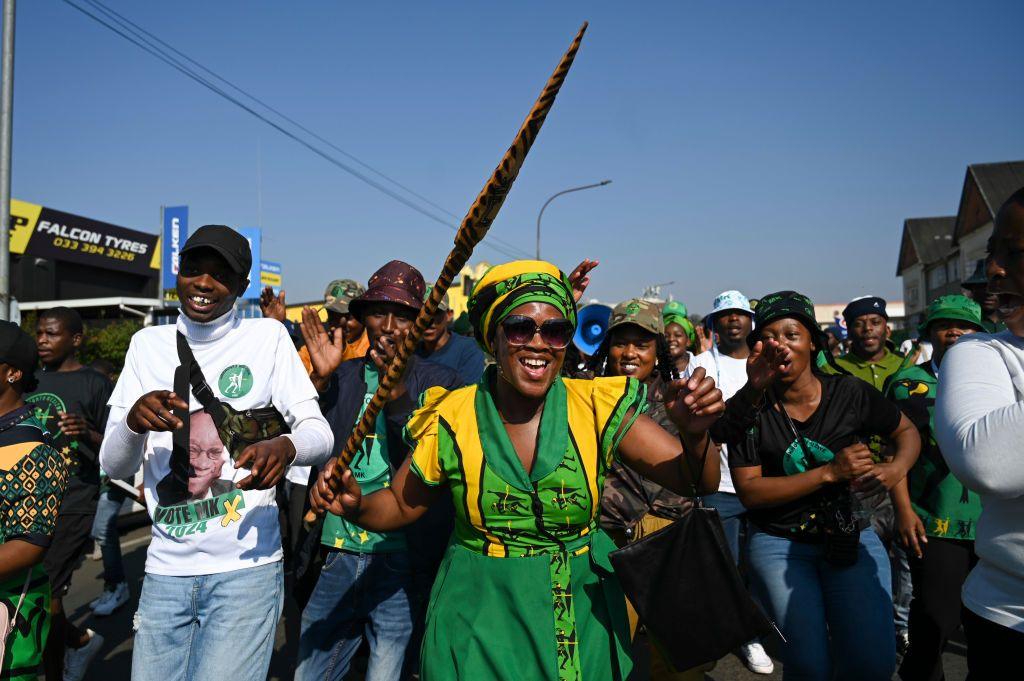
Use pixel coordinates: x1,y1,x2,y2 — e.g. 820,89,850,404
27,367,113,515
728,373,901,542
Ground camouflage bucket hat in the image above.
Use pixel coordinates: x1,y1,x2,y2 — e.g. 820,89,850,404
323,279,366,315
918,294,984,336
609,299,664,336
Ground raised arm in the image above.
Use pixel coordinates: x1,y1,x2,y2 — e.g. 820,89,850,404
617,367,724,496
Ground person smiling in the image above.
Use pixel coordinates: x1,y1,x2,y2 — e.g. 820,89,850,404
99,225,333,681
936,187,1024,679
717,291,920,680
592,298,720,679
662,300,697,379
310,260,724,681
832,296,904,390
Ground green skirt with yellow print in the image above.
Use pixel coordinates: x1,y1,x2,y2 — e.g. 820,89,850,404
420,531,631,681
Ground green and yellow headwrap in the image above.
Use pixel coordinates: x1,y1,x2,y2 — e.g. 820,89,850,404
467,260,577,354
662,300,696,347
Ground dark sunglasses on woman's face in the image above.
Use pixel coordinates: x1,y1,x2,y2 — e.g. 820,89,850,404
500,315,575,350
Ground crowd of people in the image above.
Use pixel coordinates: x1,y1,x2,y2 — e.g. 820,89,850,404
1,186,1023,681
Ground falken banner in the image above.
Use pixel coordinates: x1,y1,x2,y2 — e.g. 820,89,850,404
162,206,188,290
10,199,160,277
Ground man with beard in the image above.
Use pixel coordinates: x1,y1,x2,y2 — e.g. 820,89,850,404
832,296,904,389
962,260,1006,333
690,290,773,675
296,261,462,681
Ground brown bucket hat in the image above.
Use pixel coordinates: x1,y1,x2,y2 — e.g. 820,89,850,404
349,260,426,320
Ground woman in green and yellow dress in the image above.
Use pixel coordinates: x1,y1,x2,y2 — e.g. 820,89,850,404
310,261,723,681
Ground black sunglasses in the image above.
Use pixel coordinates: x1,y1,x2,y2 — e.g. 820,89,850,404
500,315,575,350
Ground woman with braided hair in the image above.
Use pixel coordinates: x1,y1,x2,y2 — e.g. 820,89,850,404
310,261,724,681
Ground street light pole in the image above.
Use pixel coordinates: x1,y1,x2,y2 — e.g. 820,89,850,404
535,179,611,260
0,0,14,321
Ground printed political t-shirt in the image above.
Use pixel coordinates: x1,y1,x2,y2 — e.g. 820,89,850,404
321,364,406,553
107,314,322,576
26,368,112,516
728,373,901,542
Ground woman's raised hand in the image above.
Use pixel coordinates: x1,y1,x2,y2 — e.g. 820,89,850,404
746,338,792,391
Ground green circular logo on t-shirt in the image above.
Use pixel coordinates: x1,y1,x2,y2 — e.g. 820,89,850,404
218,365,253,398
783,437,834,476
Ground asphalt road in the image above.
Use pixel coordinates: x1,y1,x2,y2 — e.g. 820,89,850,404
57,523,968,680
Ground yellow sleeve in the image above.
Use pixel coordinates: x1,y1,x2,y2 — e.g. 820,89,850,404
405,386,450,486
591,376,648,466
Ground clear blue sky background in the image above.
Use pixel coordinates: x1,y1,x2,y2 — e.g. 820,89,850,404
10,1,1024,313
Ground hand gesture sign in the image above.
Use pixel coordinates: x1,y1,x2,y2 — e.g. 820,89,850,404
300,307,345,382
126,391,189,433
664,366,725,435
746,339,792,391
568,259,599,303
259,286,287,322
309,458,362,518
234,436,296,490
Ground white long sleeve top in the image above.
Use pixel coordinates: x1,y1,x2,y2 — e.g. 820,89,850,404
935,330,1024,632
99,309,333,576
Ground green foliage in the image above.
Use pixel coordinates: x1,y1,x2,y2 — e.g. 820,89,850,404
80,320,142,371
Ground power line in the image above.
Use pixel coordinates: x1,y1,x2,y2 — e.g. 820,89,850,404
61,0,531,260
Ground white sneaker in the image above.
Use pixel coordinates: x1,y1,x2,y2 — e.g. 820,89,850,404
63,628,104,681
738,641,774,675
88,544,102,561
90,582,129,616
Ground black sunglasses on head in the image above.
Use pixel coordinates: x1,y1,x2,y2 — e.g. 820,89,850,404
500,315,575,349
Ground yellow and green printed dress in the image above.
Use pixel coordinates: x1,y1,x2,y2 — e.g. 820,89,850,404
407,368,647,681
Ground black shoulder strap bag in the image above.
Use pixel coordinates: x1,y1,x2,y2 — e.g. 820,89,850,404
162,332,292,506
609,435,777,671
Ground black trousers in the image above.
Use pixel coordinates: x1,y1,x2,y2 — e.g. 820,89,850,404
899,537,976,681
964,606,1024,681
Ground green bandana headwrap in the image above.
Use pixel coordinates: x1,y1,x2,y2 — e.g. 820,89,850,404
662,300,696,347
467,260,577,354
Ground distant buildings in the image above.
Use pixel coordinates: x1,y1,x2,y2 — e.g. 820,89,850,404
897,161,1024,329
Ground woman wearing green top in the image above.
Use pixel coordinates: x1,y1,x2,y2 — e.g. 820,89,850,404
310,260,724,681
0,321,68,681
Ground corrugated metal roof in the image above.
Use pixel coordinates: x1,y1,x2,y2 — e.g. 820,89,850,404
898,216,955,274
972,161,1024,215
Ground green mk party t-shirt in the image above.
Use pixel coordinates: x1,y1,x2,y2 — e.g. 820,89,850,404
321,365,406,553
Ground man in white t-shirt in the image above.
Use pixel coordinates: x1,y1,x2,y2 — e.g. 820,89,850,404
691,289,773,675
99,225,333,681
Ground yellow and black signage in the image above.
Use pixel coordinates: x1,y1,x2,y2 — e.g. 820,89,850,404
10,199,160,277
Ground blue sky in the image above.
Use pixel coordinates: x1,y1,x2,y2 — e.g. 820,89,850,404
10,1,1024,313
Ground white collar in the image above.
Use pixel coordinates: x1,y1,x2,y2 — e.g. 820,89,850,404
176,307,237,343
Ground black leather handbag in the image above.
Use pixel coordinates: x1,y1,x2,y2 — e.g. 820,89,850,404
609,440,777,670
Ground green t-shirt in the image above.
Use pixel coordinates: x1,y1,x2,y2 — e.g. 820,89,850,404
320,365,406,553
828,348,906,392
886,363,982,540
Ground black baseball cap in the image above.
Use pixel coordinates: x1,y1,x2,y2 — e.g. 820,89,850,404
0,321,38,376
180,225,252,276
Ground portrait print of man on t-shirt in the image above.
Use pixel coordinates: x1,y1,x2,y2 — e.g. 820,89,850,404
154,410,234,507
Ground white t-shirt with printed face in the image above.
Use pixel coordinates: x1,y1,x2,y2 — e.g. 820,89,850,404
108,316,321,576
690,349,749,494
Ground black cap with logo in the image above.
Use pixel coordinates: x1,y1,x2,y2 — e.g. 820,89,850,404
180,225,252,277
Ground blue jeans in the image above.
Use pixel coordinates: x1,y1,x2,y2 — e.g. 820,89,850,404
132,561,283,681
91,487,128,585
747,528,896,681
296,550,415,681
705,491,746,566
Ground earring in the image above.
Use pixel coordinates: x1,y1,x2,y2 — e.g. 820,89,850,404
7,377,15,384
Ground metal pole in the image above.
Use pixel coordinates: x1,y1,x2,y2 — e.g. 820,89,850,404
0,0,14,321
535,179,611,260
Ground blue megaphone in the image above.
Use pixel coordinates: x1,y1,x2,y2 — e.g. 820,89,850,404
573,303,613,355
